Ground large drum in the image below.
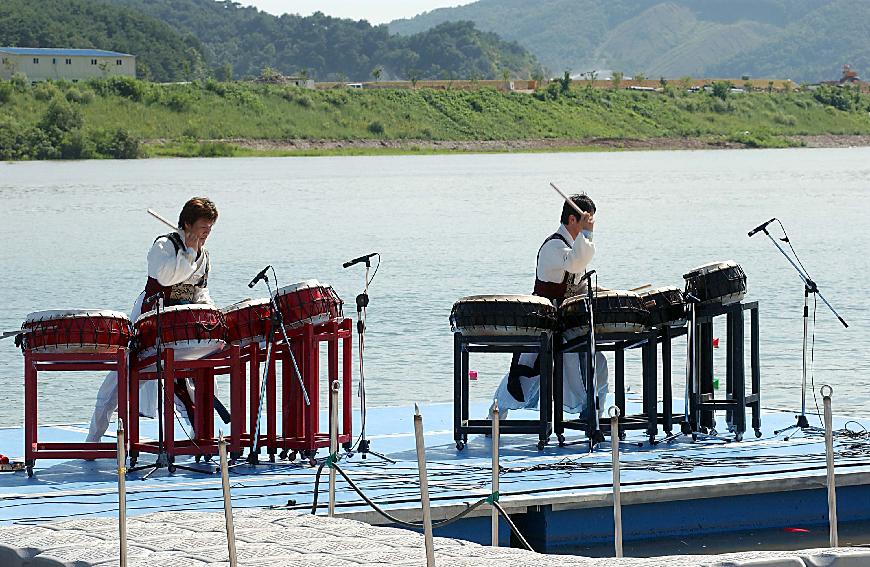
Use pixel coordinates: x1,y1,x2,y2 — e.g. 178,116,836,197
134,304,227,361
450,295,557,337
684,260,747,305
272,280,343,329
560,290,650,340
20,309,132,353
639,286,687,328
222,298,271,346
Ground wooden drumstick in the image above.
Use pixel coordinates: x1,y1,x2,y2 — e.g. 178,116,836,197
630,284,652,292
550,182,588,219
146,208,180,233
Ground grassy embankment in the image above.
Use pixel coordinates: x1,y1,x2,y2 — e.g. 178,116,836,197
2,77,870,160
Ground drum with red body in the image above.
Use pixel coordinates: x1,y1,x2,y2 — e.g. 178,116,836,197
273,280,343,329
134,304,227,361
222,298,271,346
20,309,132,353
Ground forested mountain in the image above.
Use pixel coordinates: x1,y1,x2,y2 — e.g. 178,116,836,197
0,0,203,82
103,0,540,81
390,0,868,82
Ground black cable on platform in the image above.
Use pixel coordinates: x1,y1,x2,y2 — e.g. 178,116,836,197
309,460,535,551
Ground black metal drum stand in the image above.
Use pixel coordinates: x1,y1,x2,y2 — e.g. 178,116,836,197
453,331,554,450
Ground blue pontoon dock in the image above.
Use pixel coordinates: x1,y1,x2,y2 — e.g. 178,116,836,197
1,400,869,553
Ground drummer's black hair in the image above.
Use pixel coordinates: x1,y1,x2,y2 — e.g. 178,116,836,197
560,193,596,225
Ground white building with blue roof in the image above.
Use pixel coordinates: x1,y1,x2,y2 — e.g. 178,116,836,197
0,48,135,82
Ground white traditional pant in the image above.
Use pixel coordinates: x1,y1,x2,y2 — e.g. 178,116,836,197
493,350,609,416
86,291,178,442
86,371,191,442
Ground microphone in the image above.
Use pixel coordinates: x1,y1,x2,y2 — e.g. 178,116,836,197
343,252,377,269
144,292,163,305
577,269,596,284
748,218,776,237
248,265,271,288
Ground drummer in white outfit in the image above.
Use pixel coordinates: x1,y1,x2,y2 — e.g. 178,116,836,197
86,197,218,443
492,193,608,419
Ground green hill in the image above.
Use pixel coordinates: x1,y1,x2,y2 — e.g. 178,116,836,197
389,0,868,82
0,0,203,82
103,0,541,81
708,0,870,83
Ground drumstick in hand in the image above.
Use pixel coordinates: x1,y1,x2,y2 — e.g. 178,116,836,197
550,182,587,219
630,284,652,292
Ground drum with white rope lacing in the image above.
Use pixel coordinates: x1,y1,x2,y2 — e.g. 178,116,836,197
133,304,227,361
19,309,132,353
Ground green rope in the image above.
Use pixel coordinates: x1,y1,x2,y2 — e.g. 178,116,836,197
486,491,500,504
325,452,339,468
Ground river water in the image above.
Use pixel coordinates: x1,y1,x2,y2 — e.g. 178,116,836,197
0,148,868,428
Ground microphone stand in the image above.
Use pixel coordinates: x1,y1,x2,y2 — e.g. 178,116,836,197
128,296,211,477
246,271,310,465
344,256,394,463
755,223,849,438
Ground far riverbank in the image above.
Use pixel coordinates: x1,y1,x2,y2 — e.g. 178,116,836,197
3,77,870,160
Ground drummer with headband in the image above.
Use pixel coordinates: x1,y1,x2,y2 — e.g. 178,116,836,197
491,193,609,420
86,197,218,443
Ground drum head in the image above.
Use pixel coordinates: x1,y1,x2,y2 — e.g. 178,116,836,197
274,279,321,297
135,303,219,325
25,309,130,323
221,298,270,314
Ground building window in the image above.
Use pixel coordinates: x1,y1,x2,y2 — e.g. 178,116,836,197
91,59,97,65
33,58,39,64
1,57,7,64
116,59,123,66
65,58,72,65
52,58,57,64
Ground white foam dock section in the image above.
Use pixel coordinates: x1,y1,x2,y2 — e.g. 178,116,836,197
1,510,869,566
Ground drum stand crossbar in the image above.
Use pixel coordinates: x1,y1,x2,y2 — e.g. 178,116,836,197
128,297,212,478
754,225,848,439
246,273,310,465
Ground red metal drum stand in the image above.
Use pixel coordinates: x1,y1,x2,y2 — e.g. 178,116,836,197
128,345,245,467
248,318,353,462
23,348,128,476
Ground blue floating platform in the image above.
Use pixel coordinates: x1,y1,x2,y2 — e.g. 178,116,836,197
1,400,869,553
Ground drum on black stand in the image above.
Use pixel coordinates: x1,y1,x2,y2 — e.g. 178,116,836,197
450,295,557,337
683,260,747,306
560,290,650,341
639,286,687,328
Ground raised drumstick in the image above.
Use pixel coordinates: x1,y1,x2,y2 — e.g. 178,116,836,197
146,208,180,233
550,182,588,219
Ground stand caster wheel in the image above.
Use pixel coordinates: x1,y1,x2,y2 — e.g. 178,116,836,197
691,434,698,442
289,451,298,462
536,440,546,451
129,458,137,468
195,455,201,463
168,464,176,473
455,441,465,451
755,429,762,438
269,453,276,463
342,441,352,452
557,434,566,447
279,450,288,460
648,436,656,445
735,433,743,442
619,432,627,441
